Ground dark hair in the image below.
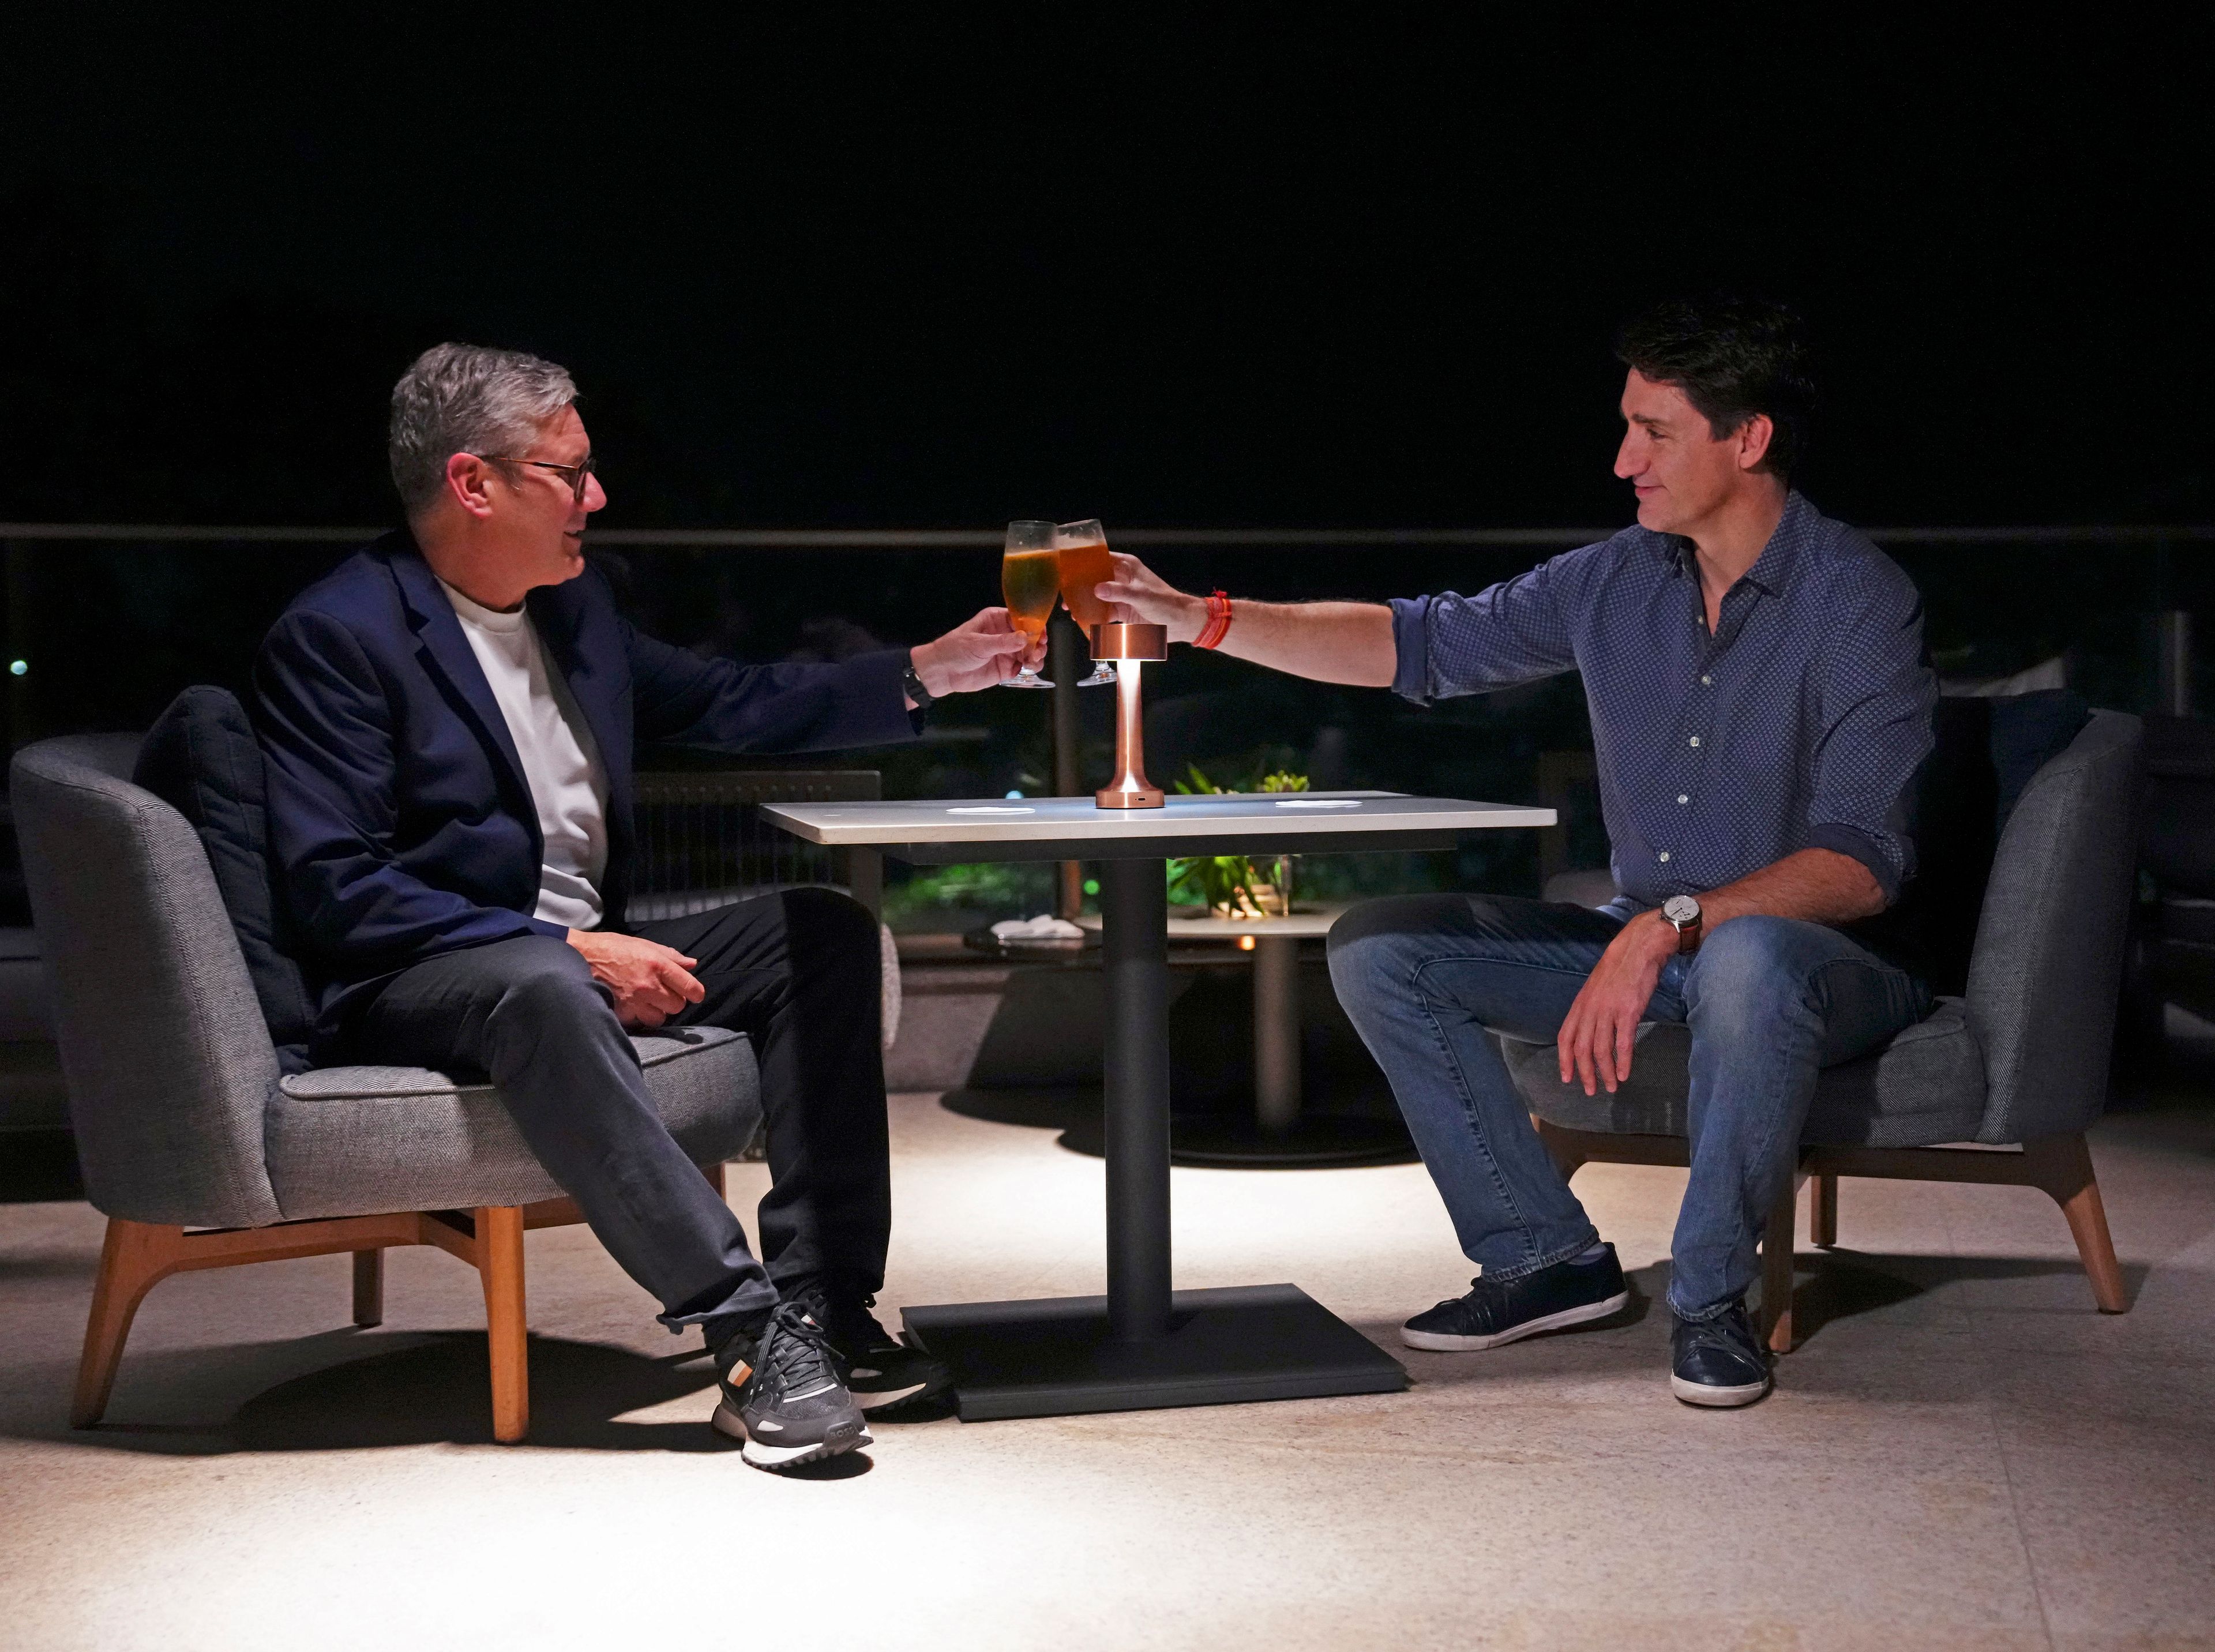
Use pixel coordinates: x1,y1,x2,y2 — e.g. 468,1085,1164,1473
1615,295,1814,478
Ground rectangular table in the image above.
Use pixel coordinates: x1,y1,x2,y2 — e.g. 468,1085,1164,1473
763,790,1553,1420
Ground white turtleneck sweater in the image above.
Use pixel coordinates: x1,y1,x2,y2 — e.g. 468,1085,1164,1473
438,580,610,931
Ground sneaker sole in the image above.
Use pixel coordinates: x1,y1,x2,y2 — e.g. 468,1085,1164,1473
851,1373,952,1412
1401,1289,1631,1351
712,1402,872,1469
1669,1373,1772,1408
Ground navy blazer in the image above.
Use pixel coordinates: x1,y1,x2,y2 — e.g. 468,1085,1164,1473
254,532,917,1042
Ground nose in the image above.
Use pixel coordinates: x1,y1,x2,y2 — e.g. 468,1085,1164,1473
581,471,608,514
1613,427,1643,481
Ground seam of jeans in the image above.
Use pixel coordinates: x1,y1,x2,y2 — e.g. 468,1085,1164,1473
1406,953,1575,1271
1670,1294,1741,1326
1482,1233,1605,1286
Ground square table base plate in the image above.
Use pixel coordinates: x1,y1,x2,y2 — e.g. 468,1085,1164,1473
901,1283,1409,1421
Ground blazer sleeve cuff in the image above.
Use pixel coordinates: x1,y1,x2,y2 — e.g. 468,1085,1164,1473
839,648,926,745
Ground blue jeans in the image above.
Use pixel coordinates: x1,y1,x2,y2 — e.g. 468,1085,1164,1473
1327,895,1929,1320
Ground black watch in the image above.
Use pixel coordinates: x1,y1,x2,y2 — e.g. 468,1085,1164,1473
901,662,936,712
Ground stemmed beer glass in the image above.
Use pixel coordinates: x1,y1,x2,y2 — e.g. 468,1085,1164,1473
1054,519,1117,686
1000,520,1058,689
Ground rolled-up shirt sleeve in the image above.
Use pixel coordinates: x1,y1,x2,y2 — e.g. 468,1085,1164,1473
1805,571,1937,904
1389,557,1579,705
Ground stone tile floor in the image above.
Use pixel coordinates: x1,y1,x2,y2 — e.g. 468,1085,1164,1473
1,1082,2210,1651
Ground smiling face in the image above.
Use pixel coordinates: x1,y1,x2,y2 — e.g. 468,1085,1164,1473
477,403,606,592
1612,370,1773,536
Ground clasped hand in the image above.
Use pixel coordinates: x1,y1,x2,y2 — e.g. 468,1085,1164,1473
910,607,1045,697
566,930,705,1029
1555,910,1677,1096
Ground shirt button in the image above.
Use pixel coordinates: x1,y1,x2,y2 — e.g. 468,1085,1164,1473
1700,674,1712,685
1658,851,1672,862
1689,735,1701,748
1677,794,1689,805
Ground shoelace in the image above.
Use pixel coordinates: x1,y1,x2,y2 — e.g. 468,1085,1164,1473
1680,1308,1762,1368
754,1299,843,1400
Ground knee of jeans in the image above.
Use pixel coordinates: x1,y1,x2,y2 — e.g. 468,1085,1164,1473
1684,917,1812,1025
1326,897,1433,1001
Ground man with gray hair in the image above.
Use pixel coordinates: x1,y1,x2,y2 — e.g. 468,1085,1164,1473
256,343,1038,1468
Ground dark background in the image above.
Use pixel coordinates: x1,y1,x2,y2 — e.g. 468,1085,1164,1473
1,10,2210,914
5,10,2209,529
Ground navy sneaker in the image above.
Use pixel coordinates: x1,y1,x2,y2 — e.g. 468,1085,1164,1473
1669,1298,1771,1407
711,1300,871,1470
787,1281,954,1413
1401,1243,1631,1351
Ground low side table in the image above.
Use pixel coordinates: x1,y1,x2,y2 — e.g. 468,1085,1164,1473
1073,905,1415,1168
762,790,1552,1421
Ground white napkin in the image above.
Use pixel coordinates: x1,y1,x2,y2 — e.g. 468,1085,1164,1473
990,914,1086,941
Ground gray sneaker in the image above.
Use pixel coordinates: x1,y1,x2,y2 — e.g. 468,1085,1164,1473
711,1300,872,1470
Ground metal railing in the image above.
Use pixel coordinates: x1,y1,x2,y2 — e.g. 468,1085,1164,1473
5,521,2214,750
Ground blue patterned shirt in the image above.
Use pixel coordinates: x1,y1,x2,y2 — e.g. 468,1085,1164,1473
1391,491,1936,910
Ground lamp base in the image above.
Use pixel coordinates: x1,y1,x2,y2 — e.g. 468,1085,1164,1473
1095,784,1165,809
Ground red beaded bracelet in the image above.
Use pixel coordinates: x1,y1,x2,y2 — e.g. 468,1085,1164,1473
1193,590,1233,649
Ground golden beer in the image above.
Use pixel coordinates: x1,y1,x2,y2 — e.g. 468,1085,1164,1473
1001,549,1062,642
1057,539,1114,631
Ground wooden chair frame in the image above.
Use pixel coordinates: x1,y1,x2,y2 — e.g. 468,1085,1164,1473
1533,1120,2126,1353
74,1163,726,1444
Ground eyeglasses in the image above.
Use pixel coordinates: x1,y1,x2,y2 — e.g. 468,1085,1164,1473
475,452,596,504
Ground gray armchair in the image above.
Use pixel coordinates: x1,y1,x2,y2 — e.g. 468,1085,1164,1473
11,734,762,1441
1499,709,2141,1351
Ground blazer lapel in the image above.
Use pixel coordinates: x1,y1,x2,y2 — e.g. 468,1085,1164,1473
386,543,535,822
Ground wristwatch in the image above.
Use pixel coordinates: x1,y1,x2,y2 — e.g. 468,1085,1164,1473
1662,893,1704,954
901,662,936,713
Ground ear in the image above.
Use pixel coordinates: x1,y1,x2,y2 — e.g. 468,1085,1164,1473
1735,413,1774,473
444,452,500,520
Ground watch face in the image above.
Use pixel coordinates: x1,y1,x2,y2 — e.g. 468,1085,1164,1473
1662,895,1699,926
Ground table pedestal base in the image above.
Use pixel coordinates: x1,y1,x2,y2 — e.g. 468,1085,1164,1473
902,1283,1408,1421
1165,1114,1418,1169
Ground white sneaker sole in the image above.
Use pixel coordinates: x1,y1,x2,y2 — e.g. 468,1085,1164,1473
712,1401,872,1469
853,1380,930,1411
1401,1289,1631,1351
1670,1372,1772,1407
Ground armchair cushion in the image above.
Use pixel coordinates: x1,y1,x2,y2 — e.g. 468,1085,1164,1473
131,686,316,1071
1501,997,1987,1150
265,1025,760,1219
1859,690,2091,996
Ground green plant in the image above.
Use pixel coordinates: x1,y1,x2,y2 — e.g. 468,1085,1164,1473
1167,761,1308,915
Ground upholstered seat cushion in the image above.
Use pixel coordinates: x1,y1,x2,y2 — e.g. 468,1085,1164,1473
1501,996,1988,1150
131,686,317,1072
264,1026,761,1220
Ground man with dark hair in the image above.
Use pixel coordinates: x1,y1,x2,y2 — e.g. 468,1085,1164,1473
257,343,1041,1467
1098,297,1934,1407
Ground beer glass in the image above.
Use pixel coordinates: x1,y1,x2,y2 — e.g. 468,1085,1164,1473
1054,518,1116,686
1000,520,1058,688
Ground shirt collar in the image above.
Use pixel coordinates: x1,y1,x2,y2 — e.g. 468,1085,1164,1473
1654,489,1814,597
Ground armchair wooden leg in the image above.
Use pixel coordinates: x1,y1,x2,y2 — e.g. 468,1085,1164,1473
1810,1173,1838,1249
474,1207,530,1443
351,1250,385,1328
703,1159,727,1199
1760,1176,1802,1354
73,1219,184,1428
2023,1133,2129,1313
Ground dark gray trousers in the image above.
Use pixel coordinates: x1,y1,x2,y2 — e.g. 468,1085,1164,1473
349,887,892,1345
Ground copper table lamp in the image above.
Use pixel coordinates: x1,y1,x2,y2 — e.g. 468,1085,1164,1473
1090,621,1168,809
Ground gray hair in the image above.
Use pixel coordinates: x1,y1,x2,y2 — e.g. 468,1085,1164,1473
388,342,578,516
